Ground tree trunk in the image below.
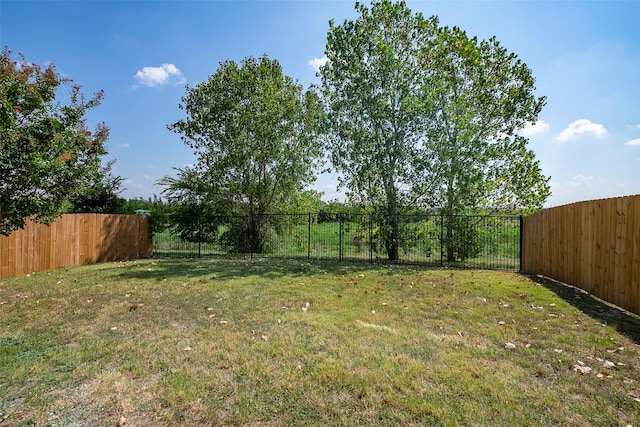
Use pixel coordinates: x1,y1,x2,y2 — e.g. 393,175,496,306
386,204,399,261
446,216,455,262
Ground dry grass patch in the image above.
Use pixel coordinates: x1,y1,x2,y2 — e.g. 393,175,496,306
1,258,639,426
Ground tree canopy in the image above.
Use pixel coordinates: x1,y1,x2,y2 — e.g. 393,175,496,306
67,160,125,214
165,55,325,251
417,24,550,215
320,0,550,260
321,0,438,260
0,47,109,235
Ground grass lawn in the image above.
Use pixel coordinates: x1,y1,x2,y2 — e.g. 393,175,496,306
1,258,639,426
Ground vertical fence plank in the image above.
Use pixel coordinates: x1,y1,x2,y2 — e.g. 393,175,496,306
0,230,10,279
613,197,628,309
13,228,23,277
631,196,640,314
605,198,617,306
583,202,594,294
622,196,635,314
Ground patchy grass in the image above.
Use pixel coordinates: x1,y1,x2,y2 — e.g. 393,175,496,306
1,258,639,426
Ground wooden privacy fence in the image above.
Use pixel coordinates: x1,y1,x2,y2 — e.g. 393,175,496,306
0,214,152,279
522,195,640,315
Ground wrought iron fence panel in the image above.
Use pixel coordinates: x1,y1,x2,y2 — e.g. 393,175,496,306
152,213,521,270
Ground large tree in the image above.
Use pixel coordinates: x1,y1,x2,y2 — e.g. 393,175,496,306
0,47,109,235
166,55,324,252
321,0,438,260
417,25,550,261
321,0,550,261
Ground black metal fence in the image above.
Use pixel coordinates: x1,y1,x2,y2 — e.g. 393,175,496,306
153,213,522,270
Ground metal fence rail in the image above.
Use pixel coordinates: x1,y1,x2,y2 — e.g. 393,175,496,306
153,213,521,270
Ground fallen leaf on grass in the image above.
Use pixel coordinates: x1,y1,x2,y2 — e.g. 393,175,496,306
129,303,144,311
182,346,192,351
117,416,126,426
628,390,640,403
574,361,592,374
504,342,516,350
219,320,228,325
261,335,268,341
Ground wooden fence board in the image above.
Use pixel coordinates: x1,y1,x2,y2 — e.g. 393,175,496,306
630,196,640,314
0,214,151,279
523,195,640,316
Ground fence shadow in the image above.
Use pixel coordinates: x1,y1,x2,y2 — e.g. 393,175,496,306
527,274,640,346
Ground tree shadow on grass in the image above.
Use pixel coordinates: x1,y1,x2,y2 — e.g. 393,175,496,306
105,256,363,283
527,274,640,346
105,256,431,284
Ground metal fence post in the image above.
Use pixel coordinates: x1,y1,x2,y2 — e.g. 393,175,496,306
198,220,202,258
369,213,373,263
519,215,523,272
440,214,444,267
339,214,343,262
248,214,253,260
307,212,311,260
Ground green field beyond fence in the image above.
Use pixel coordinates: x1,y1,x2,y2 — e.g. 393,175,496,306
154,214,521,270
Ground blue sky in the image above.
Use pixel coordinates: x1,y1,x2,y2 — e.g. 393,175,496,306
1,0,639,208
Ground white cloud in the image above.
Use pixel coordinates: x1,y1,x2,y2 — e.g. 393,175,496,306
118,143,130,148
122,179,145,191
625,138,640,146
568,174,594,187
558,119,606,141
308,55,328,72
134,63,186,87
519,120,549,137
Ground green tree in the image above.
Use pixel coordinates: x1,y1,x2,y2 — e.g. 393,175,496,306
158,166,229,245
166,55,324,252
321,0,550,261
68,160,125,214
416,25,550,261
0,47,108,235
321,0,438,261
